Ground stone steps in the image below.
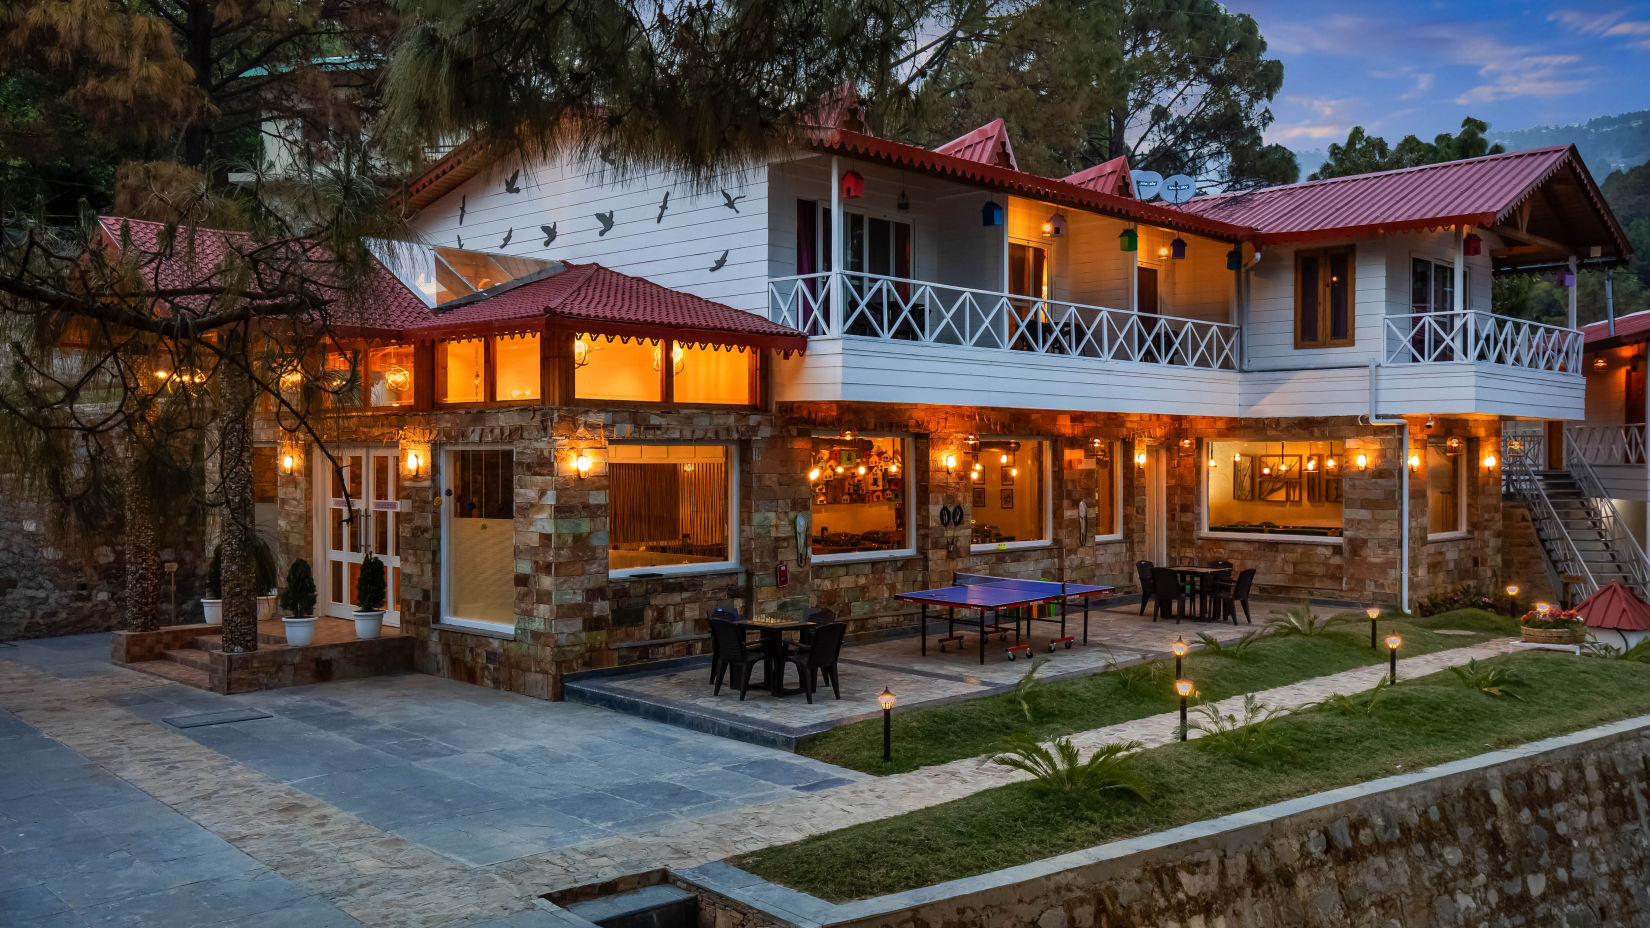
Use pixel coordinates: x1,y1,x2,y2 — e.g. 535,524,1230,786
162,648,211,672
128,658,212,689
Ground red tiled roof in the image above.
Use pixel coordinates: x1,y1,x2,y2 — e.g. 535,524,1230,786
1179,146,1627,255
1063,156,1134,198
935,119,1018,171
1582,310,1650,347
1575,581,1650,632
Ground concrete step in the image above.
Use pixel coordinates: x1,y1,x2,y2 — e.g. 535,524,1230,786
564,885,697,928
128,659,212,690
190,634,223,651
162,648,211,672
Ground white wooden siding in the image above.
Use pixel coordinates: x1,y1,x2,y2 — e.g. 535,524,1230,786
1245,237,1386,370
1240,365,1583,419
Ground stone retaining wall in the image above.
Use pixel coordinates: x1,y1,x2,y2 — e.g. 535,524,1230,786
681,714,1650,928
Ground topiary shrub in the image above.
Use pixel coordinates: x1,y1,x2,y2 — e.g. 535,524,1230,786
279,559,317,617
356,553,387,613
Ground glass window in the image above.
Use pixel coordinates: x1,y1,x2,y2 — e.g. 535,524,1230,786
809,436,908,558
444,449,515,629
367,345,415,407
1295,247,1354,348
609,444,733,573
574,335,662,402
323,349,359,406
1207,440,1345,538
970,440,1047,548
493,332,541,402
439,338,486,403
1095,442,1120,538
675,344,752,406
1428,443,1466,536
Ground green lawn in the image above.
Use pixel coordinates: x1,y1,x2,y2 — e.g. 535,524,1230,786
800,609,1514,774
742,650,1650,902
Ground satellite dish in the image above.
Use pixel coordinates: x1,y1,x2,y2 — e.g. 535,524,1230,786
1130,170,1163,201
1161,174,1196,204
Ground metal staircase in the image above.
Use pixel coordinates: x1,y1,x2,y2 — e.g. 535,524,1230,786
1503,431,1650,602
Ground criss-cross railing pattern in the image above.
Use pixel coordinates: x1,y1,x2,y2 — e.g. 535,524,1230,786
769,271,1239,371
1568,424,1648,466
1384,310,1582,372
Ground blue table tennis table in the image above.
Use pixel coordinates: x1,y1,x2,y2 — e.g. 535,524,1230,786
895,573,1116,665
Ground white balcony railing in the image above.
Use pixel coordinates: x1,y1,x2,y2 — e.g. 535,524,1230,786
769,271,1239,371
1384,310,1582,372
1568,424,1648,467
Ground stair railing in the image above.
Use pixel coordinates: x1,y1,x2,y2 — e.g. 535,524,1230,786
1504,447,1595,599
1561,430,1650,598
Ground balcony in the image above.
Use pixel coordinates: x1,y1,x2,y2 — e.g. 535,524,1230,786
769,271,1238,371
1383,311,1583,373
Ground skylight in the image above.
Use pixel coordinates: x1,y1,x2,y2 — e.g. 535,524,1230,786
371,240,553,307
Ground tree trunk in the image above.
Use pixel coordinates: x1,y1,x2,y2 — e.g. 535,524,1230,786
121,453,161,632
218,334,258,652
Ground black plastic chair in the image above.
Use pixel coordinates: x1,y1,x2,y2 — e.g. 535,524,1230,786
785,622,848,703
1136,560,1156,616
800,606,838,646
708,605,745,683
1198,561,1234,617
710,619,765,699
1152,567,1184,624
1215,568,1256,625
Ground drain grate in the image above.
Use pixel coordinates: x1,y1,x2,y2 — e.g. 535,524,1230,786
162,708,273,729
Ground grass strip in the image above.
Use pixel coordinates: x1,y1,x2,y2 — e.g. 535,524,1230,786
741,650,1650,902
800,609,1513,773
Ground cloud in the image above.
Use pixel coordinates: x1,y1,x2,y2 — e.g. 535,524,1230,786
1269,124,1350,142
1454,54,1593,105
1549,7,1650,39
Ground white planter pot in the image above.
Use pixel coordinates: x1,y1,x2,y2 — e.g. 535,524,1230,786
353,610,385,640
282,616,317,647
201,599,223,626
257,594,278,623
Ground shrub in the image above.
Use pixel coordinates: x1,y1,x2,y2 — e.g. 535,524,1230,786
1196,630,1262,658
1105,653,1167,692
356,553,387,612
279,559,318,617
1264,601,1340,637
1449,659,1523,699
1415,582,1498,617
1013,657,1051,722
1314,678,1390,717
988,735,1148,800
1587,638,1650,662
1190,695,1293,761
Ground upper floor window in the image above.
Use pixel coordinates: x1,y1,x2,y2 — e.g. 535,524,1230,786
1411,258,1462,314
1295,247,1355,348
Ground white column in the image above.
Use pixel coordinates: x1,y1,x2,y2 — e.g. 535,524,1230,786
1568,255,1579,330
1454,226,1468,357
830,156,843,335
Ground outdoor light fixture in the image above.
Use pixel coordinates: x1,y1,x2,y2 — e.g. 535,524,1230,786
1594,357,1609,369
1135,450,1148,467
879,687,896,763
1172,637,1188,678
1157,245,1171,258
944,453,958,474
1366,607,1380,649
1536,602,1552,617
1356,453,1369,470
1483,452,1497,468
1506,585,1519,597
574,452,592,477
1506,584,1520,617
1447,436,1463,452
1386,635,1402,684
1408,454,1421,471
281,453,296,475
1041,214,1067,237
405,451,421,476
1175,679,1194,742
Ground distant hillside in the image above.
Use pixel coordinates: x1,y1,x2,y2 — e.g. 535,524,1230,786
1288,110,1650,184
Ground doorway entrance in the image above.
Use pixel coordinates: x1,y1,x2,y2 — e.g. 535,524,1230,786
317,447,402,626
1144,446,1167,564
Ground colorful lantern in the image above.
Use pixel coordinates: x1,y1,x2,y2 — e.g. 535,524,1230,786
1170,237,1187,260
981,201,1004,226
1226,247,1242,271
1041,214,1068,238
1118,228,1138,252
1462,233,1482,256
840,170,864,199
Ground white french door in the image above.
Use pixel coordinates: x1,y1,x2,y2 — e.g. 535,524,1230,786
318,447,403,625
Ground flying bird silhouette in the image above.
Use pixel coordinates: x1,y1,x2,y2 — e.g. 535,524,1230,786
656,191,670,223
540,223,557,247
455,234,463,249
709,250,729,272
594,211,615,236
721,190,745,212
458,195,467,224
503,169,522,194
500,227,513,248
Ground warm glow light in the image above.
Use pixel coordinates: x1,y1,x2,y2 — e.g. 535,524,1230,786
1010,467,1019,478
683,463,694,472
1385,634,1402,651
1208,457,1217,467
652,342,686,373
889,463,899,473
1261,465,1273,476
1366,607,1380,620
1175,679,1194,698
1171,638,1188,657
1536,601,1551,616
1306,458,1317,471
1482,453,1497,468
836,465,844,474
279,370,303,389
281,454,295,474
1407,454,1421,470
405,451,421,475
943,453,958,472
573,339,589,366
153,370,170,380
1594,357,1608,369
1356,453,1368,470
1232,451,1241,462
1135,451,1147,466
382,365,411,391
1000,453,1009,465
574,453,592,476
857,465,867,476
1327,458,1337,469
1506,585,1520,597
1158,246,1171,258
808,467,821,482
878,687,896,711
972,470,981,481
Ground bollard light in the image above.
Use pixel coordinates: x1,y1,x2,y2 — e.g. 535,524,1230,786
1386,634,1402,684
1506,584,1519,617
1172,637,1188,678
1366,607,1380,649
1175,679,1194,742
879,687,896,763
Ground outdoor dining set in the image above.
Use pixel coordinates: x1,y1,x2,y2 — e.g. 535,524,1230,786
708,606,847,703
1138,560,1256,623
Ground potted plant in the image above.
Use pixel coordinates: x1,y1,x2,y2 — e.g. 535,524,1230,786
252,535,280,623
279,559,319,647
201,547,223,625
353,553,387,639
1519,604,1584,645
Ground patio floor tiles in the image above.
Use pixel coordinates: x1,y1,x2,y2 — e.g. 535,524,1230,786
725,757,845,788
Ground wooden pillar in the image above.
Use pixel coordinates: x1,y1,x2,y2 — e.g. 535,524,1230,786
1568,255,1579,330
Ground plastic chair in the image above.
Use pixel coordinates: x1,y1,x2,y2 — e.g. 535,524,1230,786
708,605,744,683
800,606,838,646
1152,567,1184,624
710,619,765,699
1136,560,1156,616
785,622,848,703
1215,568,1256,624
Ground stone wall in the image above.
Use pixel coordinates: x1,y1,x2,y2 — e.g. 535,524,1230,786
687,715,1650,928
1502,499,1561,604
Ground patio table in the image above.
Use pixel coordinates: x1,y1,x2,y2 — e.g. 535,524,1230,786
1167,565,1230,620
728,616,815,697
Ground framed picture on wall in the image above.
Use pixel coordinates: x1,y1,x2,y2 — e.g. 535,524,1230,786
972,486,986,508
1000,489,1015,509
1258,455,1302,502
1000,467,1015,486
1233,455,1255,501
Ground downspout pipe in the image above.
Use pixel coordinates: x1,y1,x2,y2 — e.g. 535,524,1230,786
1366,359,1410,612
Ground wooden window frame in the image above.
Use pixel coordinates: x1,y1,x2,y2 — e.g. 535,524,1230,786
566,332,762,409
433,330,545,408
1293,246,1356,349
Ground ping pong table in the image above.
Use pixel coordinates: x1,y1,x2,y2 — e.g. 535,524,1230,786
895,573,1115,665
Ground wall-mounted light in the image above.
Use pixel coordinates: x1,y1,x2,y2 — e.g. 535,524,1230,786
1594,357,1608,369
281,453,296,475
841,429,857,440
944,453,958,474
574,452,592,478
1482,452,1497,468
1207,454,1217,468
1232,451,1241,462
1134,450,1147,467
1446,436,1463,452
1010,467,1019,478
1407,454,1421,471
999,452,1010,465
1179,438,1193,448
1157,245,1171,258
405,450,421,476
1356,453,1369,470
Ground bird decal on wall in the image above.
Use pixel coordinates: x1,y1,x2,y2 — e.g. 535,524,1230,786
595,211,615,236
656,191,670,223
503,169,522,194
709,250,729,272
458,195,467,225
540,223,557,247
721,190,745,212
500,227,513,248
455,234,463,249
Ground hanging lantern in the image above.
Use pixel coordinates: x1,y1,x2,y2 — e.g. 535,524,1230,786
1118,228,1138,252
1559,270,1577,287
981,201,1004,226
897,191,910,211
1226,247,1242,271
1462,233,1482,257
1041,213,1068,238
840,170,865,199
1170,237,1187,260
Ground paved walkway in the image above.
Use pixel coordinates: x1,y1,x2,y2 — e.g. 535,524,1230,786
0,631,1507,927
